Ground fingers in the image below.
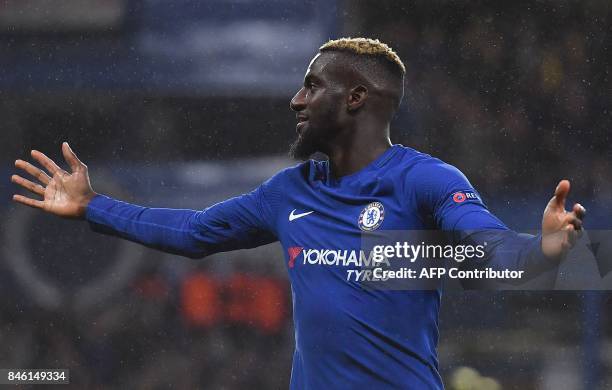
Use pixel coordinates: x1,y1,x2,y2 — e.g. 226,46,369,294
11,174,45,196
14,159,51,185
562,213,583,231
560,203,586,232
62,142,83,173
559,211,585,251
552,204,586,254
552,179,570,210
31,149,64,176
12,194,45,210
565,224,577,248
573,203,586,220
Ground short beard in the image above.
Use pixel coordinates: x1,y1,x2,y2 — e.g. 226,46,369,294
289,130,319,160
289,100,341,160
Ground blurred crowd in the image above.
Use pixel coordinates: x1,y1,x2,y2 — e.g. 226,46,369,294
349,1,610,201
0,263,292,389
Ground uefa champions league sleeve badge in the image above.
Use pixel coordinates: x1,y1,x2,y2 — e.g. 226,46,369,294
358,202,385,231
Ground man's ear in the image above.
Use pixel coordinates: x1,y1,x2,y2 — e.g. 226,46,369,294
347,85,368,112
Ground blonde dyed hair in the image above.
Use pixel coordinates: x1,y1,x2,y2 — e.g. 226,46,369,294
319,37,405,75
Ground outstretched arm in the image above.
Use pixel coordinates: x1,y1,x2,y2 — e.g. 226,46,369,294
414,162,585,282
84,194,276,258
450,180,585,282
12,143,277,258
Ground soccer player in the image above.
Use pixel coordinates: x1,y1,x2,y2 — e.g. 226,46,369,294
11,38,585,389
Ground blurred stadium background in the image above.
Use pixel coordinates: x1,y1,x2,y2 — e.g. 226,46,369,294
1,0,611,388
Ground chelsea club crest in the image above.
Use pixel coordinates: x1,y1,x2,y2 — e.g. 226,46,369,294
358,202,385,231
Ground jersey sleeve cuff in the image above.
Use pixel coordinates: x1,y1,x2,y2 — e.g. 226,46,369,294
85,194,116,224
526,233,559,274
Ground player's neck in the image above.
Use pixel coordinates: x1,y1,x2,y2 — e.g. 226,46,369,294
328,127,392,179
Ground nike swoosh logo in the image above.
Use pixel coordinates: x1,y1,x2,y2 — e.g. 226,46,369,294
289,209,314,221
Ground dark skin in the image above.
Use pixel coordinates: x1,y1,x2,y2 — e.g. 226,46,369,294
11,50,585,260
289,52,394,177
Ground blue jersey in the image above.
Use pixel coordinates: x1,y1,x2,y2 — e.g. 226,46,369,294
86,145,554,389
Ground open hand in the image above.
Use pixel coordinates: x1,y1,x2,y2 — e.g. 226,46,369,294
541,179,586,260
11,142,97,219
